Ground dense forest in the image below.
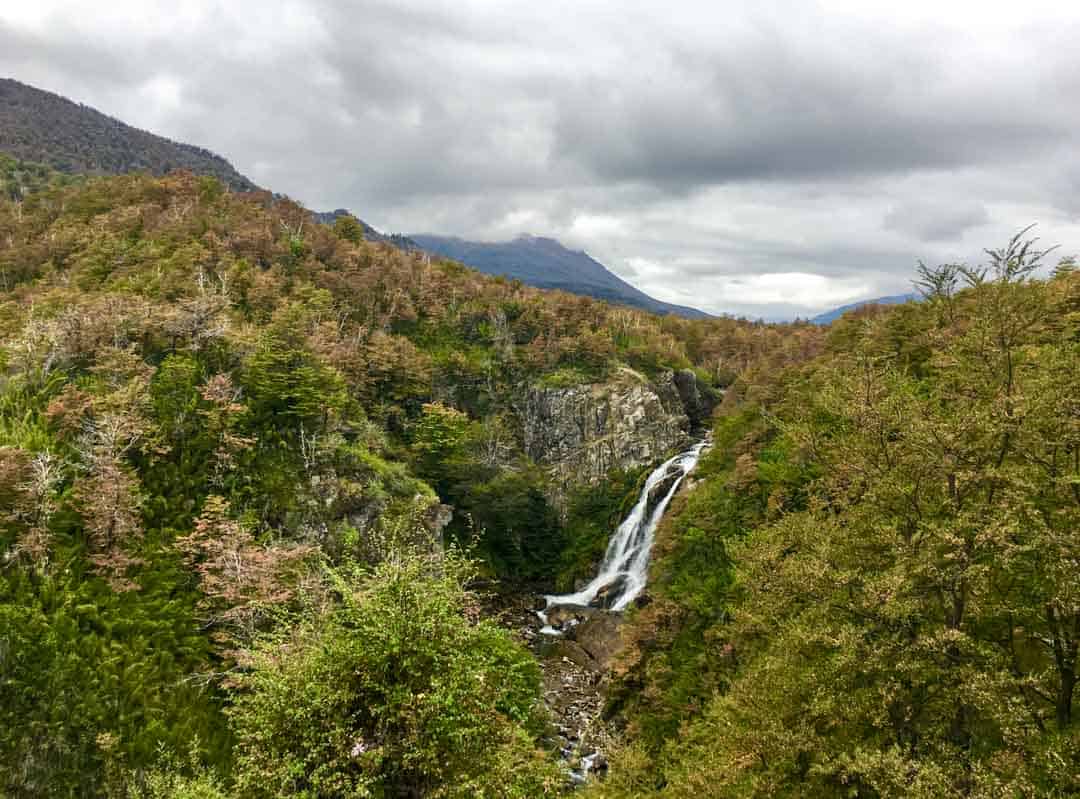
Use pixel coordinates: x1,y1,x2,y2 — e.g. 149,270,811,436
588,238,1080,797
1,156,1077,797
0,164,816,797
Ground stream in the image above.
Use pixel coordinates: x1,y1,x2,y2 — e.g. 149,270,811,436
529,440,709,783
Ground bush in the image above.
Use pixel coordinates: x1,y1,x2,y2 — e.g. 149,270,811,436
228,550,564,797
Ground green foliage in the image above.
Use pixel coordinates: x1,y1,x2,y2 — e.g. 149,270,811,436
228,550,563,798
0,152,82,200
536,365,597,389
331,213,365,244
242,320,345,432
115,741,230,799
601,408,811,751
592,238,1080,797
0,569,228,799
456,467,564,580
0,169,823,794
409,401,472,491
409,403,566,580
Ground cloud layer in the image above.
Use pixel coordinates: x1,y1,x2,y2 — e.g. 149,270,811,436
3,0,1079,318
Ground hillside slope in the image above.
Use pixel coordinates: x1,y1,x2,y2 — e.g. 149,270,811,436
411,233,711,319
0,78,708,321
0,170,825,796
312,208,422,250
0,77,256,191
589,248,1080,798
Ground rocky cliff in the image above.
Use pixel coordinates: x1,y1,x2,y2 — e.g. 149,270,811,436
522,368,711,495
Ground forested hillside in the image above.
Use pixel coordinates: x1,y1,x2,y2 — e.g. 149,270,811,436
0,79,257,191
588,239,1080,797
0,168,816,797
3,151,1076,799
1,152,83,201
0,79,715,318
809,292,918,325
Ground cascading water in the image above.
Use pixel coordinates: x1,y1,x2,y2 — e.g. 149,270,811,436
539,440,708,632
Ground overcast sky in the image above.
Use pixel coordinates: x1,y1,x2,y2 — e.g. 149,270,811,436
3,1,1080,319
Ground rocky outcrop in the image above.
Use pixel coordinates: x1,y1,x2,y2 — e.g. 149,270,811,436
539,605,626,677
645,468,682,518
522,368,692,495
421,502,453,549
673,368,720,430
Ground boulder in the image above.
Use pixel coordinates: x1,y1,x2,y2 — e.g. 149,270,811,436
551,639,600,672
574,612,625,668
673,368,719,430
632,592,652,610
545,603,596,630
421,502,453,544
645,470,681,517
588,575,630,610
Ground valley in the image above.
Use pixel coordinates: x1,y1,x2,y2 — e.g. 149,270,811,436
1,69,1078,799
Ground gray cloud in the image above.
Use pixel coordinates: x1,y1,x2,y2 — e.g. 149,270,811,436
883,200,991,242
2,0,1079,319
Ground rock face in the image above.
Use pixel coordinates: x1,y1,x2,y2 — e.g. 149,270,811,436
590,576,630,610
541,606,626,672
545,604,598,629
421,502,453,550
522,368,693,495
673,368,720,430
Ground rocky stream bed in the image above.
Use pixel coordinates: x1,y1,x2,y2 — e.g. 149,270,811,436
481,441,710,786
484,589,625,785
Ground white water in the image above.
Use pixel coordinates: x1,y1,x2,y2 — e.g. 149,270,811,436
540,440,708,627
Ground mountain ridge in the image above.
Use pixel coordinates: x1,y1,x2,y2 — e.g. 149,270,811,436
0,77,257,191
311,208,422,250
1,76,709,319
809,292,917,325
410,232,711,319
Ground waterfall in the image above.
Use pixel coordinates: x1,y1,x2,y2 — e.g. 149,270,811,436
539,440,708,631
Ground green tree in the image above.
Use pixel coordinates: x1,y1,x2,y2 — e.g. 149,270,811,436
409,402,472,493
228,549,563,798
331,214,365,245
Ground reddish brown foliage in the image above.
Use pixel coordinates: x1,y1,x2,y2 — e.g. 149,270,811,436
176,495,316,652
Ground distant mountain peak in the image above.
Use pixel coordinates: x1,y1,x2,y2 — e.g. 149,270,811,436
409,233,710,319
512,234,589,256
809,293,918,325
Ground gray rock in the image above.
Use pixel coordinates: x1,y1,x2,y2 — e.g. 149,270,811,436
421,502,453,546
645,469,681,516
552,639,604,669
522,368,691,501
545,603,596,630
673,368,719,430
588,576,630,610
574,612,625,668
